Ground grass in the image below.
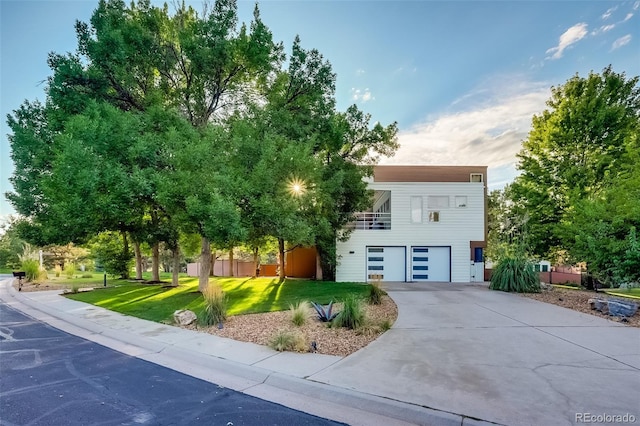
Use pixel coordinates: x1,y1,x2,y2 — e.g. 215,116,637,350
67,276,370,323
604,288,640,300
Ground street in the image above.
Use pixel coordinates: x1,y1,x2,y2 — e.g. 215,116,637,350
0,302,345,426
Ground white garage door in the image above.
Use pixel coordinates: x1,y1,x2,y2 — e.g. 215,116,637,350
366,247,405,282
411,246,451,282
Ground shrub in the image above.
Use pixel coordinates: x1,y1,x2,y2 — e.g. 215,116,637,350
81,273,93,279
200,284,227,326
268,329,307,352
367,280,385,305
290,300,311,326
333,295,365,329
64,264,76,279
21,259,41,282
68,281,81,294
311,301,339,322
490,257,540,293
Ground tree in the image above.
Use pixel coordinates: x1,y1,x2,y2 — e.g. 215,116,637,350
510,66,640,259
561,156,640,285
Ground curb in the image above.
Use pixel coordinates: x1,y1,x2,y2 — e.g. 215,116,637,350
0,277,502,426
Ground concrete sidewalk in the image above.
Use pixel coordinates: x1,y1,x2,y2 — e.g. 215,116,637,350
0,277,476,426
2,276,639,426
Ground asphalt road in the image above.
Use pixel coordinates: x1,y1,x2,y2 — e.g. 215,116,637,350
0,302,345,426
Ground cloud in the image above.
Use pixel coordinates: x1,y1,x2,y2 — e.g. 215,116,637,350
602,6,617,19
592,24,615,35
612,34,632,50
623,12,634,21
380,79,550,187
546,23,588,59
355,69,365,76
351,88,374,103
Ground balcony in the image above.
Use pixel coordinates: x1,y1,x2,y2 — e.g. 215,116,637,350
346,212,391,230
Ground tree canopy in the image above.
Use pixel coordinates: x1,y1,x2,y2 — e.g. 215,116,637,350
6,0,398,285
509,66,640,283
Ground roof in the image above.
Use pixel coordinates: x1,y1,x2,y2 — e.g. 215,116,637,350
372,165,487,183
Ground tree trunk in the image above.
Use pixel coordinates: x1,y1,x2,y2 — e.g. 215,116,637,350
228,247,234,277
152,242,160,282
134,241,143,280
278,237,285,282
253,247,259,278
121,230,130,279
171,244,180,287
199,237,211,292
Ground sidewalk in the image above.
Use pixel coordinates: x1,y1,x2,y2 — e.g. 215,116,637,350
4,276,638,426
0,277,477,426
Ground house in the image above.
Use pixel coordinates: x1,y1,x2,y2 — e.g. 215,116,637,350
336,165,487,283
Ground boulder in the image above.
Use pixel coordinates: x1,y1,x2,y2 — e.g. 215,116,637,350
173,309,197,326
588,298,608,314
608,300,638,317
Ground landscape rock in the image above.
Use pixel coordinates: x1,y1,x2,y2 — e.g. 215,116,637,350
173,309,197,326
608,300,638,318
588,298,609,314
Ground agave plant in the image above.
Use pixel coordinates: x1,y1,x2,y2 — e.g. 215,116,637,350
310,301,339,322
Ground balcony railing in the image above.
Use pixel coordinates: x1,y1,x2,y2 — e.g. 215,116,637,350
345,212,391,230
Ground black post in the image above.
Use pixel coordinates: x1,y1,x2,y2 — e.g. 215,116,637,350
103,272,107,287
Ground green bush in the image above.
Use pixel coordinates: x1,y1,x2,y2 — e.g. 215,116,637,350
200,284,227,326
64,264,76,279
289,300,311,326
333,295,365,329
268,329,307,352
81,273,93,279
367,280,385,305
21,259,41,282
490,257,540,293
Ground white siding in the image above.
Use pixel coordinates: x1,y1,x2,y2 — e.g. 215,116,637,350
336,181,485,283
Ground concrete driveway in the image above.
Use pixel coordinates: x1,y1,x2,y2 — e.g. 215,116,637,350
308,283,640,426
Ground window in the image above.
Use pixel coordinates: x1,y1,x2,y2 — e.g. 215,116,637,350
455,196,467,208
368,247,383,253
428,211,440,222
541,265,549,272
413,256,428,261
368,257,383,262
368,265,384,271
427,196,449,208
411,196,422,223
470,173,483,183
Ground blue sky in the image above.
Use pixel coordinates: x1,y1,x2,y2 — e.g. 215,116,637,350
1,0,639,224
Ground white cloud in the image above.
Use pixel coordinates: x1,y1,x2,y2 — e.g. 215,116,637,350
623,12,634,21
380,79,550,188
355,68,365,76
612,34,632,50
592,24,615,35
351,88,374,103
545,23,588,60
634,2,640,11
602,6,617,19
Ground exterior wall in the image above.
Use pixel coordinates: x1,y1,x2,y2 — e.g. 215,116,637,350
336,180,485,283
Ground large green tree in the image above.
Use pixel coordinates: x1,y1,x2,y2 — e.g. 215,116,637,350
510,66,640,260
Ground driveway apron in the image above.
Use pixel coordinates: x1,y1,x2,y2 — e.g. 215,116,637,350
308,283,640,426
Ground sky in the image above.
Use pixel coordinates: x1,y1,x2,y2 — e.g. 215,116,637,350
1,0,639,225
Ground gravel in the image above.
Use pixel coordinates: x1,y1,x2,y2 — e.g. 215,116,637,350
522,287,640,328
189,297,398,357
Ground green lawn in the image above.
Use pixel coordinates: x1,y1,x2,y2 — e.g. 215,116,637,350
67,276,369,323
604,288,640,300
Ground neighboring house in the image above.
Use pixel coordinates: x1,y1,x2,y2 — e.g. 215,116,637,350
336,165,487,283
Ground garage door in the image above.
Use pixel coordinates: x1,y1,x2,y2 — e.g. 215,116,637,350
366,247,405,282
411,246,451,282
